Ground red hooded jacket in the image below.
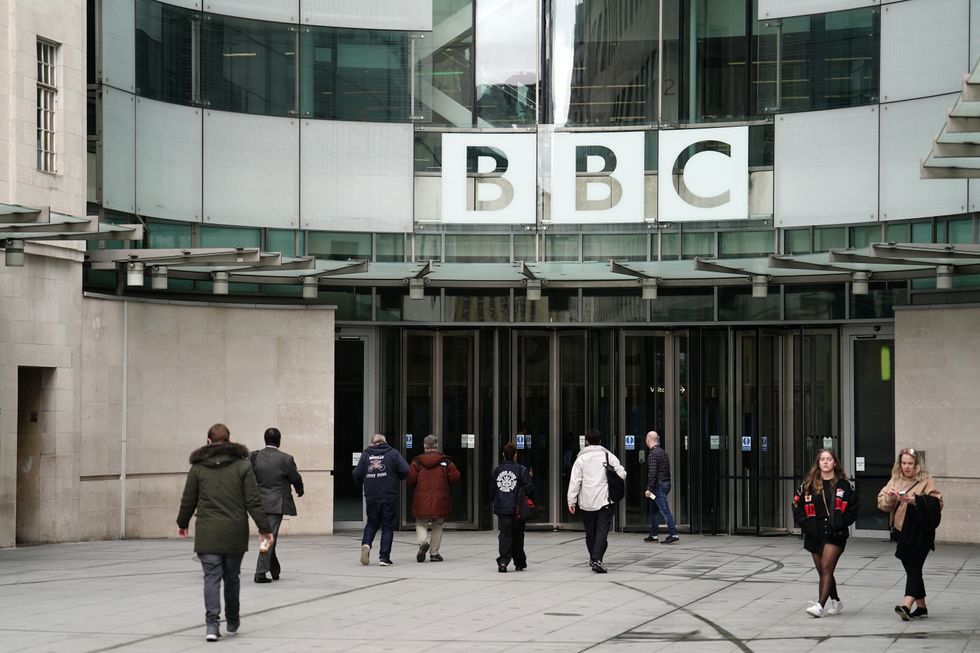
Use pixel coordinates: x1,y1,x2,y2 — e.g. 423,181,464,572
407,451,461,519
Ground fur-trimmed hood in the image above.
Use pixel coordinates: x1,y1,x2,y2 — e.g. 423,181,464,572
189,441,250,467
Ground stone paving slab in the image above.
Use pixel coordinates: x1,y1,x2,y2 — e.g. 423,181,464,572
0,531,978,652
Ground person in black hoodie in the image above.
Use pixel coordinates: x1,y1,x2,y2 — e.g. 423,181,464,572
353,434,409,566
490,442,535,573
792,449,858,618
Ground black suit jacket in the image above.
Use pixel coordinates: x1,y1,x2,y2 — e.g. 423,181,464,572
251,446,304,516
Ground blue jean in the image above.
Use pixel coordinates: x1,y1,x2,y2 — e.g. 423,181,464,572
362,498,396,561
199,553,244,626
649,481,677,537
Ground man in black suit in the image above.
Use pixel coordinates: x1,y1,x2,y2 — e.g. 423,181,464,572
251,427,304,583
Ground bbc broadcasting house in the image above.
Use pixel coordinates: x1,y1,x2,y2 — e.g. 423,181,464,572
1,0,979,549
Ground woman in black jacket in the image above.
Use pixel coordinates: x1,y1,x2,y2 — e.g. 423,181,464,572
490,442,535,573
792,449,858,618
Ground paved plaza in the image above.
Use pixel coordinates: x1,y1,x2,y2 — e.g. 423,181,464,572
1,530,978,652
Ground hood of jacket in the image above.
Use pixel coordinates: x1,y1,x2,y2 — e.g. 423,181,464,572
413,451,450,469
189,441,249,467
363,443,393,457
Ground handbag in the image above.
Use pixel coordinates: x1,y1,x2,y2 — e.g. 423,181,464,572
604,452,625,504
515,483,537,521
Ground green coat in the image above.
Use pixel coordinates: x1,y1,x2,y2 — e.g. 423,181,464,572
176,441,271,554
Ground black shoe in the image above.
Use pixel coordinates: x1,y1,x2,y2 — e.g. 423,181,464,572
910,606,928,619
498,564,508,573
515,565,526,571
643,535,658,543
662,535,680,544
895,605,911,621
226,620,239,635
591,560,607,574
271,574,279,581
417,541,430,563
379,559,394,566
429,553,444,562
254,574,272,584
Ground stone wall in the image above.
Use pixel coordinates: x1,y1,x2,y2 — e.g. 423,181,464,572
895,304,980,544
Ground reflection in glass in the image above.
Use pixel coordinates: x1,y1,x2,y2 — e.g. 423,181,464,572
444,292,509,321
515,334,551,522
300,27,411,121
548,0,659,126
417,0,474,126
515,291,579,322
476,0,538,125
201,13,296,116
136,0,196,105
784,284,844,320
558,333,587,526
719,287,779,321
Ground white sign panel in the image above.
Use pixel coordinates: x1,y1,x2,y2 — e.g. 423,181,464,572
823,437,834,451
658,126,748,221
441,133,536,224
856,456,865,472
710,435,720,450
550,131,645,224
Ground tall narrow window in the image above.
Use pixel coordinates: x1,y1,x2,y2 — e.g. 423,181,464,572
36,38,58,173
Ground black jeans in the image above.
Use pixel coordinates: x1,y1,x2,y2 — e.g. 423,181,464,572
901,548,930,599
581,505,613,563
497,514,526,567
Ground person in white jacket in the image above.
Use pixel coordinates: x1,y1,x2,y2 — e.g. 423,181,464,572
567,429,627,573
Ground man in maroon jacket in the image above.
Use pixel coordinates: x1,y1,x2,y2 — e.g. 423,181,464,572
408,435,462,562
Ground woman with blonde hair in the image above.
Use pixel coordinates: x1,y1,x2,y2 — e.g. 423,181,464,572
877,448,943,620
792,449,858,618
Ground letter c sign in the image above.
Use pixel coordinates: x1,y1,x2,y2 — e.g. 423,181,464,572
658,126,748,221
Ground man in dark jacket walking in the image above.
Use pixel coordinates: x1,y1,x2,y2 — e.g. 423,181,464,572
490,442,535,573
644,430,678,544
177,423,273,642
408,435,461,562
353,433,409,566
251,427,304,583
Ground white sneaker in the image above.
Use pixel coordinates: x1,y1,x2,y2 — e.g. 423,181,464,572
805,602,824,618
360,544,370,566
825,598,842,615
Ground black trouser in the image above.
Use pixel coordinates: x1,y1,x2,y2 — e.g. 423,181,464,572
900,548,930,599
581,505,613,563
497,514,526,567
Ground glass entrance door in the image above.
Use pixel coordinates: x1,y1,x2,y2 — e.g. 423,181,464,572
846,327,895,535
335,330,376,529
512,332,552,524
401,330,480,528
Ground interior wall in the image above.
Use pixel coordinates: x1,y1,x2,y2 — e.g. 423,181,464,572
894,303,980,543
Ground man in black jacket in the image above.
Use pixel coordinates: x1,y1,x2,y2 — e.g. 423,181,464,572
251,427,304,583
353,434,409,566
490,442,534,573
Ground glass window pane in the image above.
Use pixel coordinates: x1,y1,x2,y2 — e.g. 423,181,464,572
547,0,659,126
719,287,779,321
660,231,679,259
300,26,411,122
583,234,648,261
377,289,441,321
945,218,974,243
885,222,910,242
850,281,908,319
849,224,881,249
691,0,751,122
784,228,811,254
814,227,845,252
308,231,371,260
444,291,510,321
681,232,714,259
582,290,649,322
546,234,579,261
749,124,774,167
719,230,774,258
200,225,261,248
267,229,299,256
417,1,473,126
445,234,511,263
514,290,579,323
911,220,933,243
514,234,536,261
201,13,295,116
375,233,404,262
414,131,442,173
414,234,442,262
476,0,538,126
651,288,714,322
785,284,844,320
136,0,195,104
770,8,879,114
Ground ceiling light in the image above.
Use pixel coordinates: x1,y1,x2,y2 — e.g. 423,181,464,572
751,275,768,299
936,265,954,290
126,261,144,287
641,278,658,300
4,239,24,267
851,271,869,295
150,265,168,290
526,279,542,301
212,271,229,295
408,277,425,300
302,276,318,300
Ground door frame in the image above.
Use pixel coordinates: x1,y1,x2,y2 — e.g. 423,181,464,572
334,327,377,532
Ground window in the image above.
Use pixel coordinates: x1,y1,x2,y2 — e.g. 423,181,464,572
37,38,58,173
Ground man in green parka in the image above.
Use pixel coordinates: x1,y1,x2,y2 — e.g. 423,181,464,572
177,423,274,642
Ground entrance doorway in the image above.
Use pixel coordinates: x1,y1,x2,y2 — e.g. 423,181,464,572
334,330,375,530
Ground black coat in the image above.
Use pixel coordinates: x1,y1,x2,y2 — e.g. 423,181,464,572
792,478,858,554
490,461,534,516
896,494,942,558
251,446,304,516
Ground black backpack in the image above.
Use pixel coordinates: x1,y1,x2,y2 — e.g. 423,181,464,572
604,452,625,504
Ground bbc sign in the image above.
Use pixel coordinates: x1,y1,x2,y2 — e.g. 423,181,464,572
440,127,748,224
